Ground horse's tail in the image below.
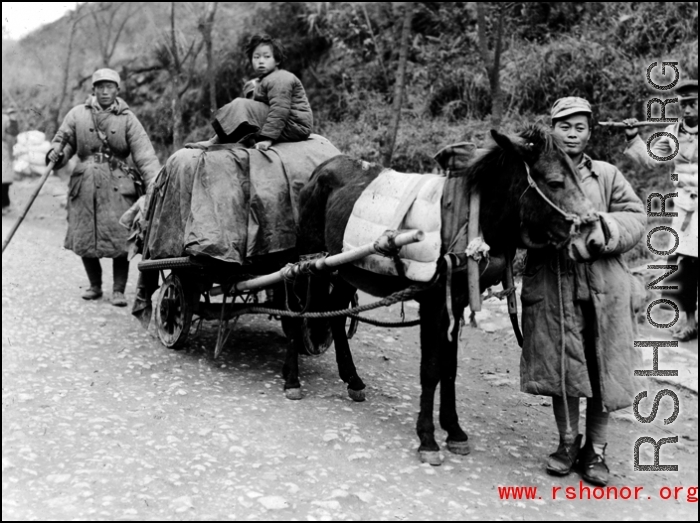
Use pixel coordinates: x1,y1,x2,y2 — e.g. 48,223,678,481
294,155,349,355
295,155,382,355
297,155,345,254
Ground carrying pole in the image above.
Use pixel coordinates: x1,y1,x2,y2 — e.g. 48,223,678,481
597,121,670,128
466,189,482,312
2,140,66,255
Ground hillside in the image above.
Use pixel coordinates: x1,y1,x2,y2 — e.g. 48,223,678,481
3,2,262,154
3,1,698,192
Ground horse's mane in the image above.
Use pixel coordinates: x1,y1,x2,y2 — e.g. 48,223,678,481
465,123,564,192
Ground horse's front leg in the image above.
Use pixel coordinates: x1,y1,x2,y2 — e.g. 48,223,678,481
329,280,366,401
439,300,470,455
281,316,304,400
274,282,303,400
416,288,445,465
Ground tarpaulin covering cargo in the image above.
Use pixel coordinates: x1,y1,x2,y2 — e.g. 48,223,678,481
144,134,340,264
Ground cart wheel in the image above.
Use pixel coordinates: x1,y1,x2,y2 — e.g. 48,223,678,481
155,273,196,349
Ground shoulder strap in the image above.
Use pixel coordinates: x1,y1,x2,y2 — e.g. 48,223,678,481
91,108,112,154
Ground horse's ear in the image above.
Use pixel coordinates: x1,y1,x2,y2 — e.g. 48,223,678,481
491,130,534,159
490,130,515,153
491,130,530,156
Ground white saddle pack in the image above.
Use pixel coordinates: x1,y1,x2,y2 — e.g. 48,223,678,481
342,169,446,282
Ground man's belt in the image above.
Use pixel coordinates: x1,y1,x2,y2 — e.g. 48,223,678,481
81,152,128,165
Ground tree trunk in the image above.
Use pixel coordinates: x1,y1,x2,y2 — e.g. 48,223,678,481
170,3,184,150
54,21,78,133
490,6,506,130
476,3,506,131
200,2,218,114
359,4,389,90
172,83,184,150
55,6,87,133
206,34,216,113
382,3,413,166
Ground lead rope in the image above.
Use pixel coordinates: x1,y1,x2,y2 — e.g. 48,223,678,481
445,254,456,341
556,252,573,443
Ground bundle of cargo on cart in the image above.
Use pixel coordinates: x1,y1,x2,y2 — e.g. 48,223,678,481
132,135,427,359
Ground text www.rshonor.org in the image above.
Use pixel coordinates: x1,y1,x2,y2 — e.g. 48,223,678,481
497,483,698,502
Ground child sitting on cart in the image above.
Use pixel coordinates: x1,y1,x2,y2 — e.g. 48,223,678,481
211,34,314,151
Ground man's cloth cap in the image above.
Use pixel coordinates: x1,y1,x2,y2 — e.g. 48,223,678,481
676,79,698,101
551,96,592,120
92,68,121,88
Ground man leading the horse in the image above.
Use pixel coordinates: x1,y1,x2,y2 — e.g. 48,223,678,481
519,97,646,486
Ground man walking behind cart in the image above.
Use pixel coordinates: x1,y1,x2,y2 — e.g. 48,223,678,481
47,68,161,306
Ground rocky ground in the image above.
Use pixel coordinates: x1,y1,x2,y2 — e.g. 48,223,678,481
2,177,698,520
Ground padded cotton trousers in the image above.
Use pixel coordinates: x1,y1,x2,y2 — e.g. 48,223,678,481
81,256,129,293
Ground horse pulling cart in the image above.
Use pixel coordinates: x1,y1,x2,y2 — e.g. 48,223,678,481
137,227,425,359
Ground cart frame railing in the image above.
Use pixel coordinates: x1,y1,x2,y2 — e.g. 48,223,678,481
140,229,427,357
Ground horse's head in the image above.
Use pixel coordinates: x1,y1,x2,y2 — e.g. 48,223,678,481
488,125,598,256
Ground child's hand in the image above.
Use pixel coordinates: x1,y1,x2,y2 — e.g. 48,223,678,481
255,140,273,151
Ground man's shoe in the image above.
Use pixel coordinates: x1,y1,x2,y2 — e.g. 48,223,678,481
546,434,582,476
82,287,103,300
111,291,128,307
577,440,610,486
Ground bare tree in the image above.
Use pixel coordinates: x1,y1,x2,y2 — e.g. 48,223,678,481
84,2,143,68
476,3,508,131
382,2,414,166
157,2,204,149
54,4,90,132
197,2,219,114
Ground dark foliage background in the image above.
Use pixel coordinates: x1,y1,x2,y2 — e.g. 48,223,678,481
3,2,698,263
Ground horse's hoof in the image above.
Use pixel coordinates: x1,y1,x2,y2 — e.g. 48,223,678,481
419,450,443,466
285,388,303,401
348,388,365,402
446,439,471,455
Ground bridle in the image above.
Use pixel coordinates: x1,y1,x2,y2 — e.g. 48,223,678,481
520,162,584,242
521,162,582,225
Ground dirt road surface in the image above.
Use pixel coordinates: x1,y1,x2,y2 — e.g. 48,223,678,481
3,177,698,520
